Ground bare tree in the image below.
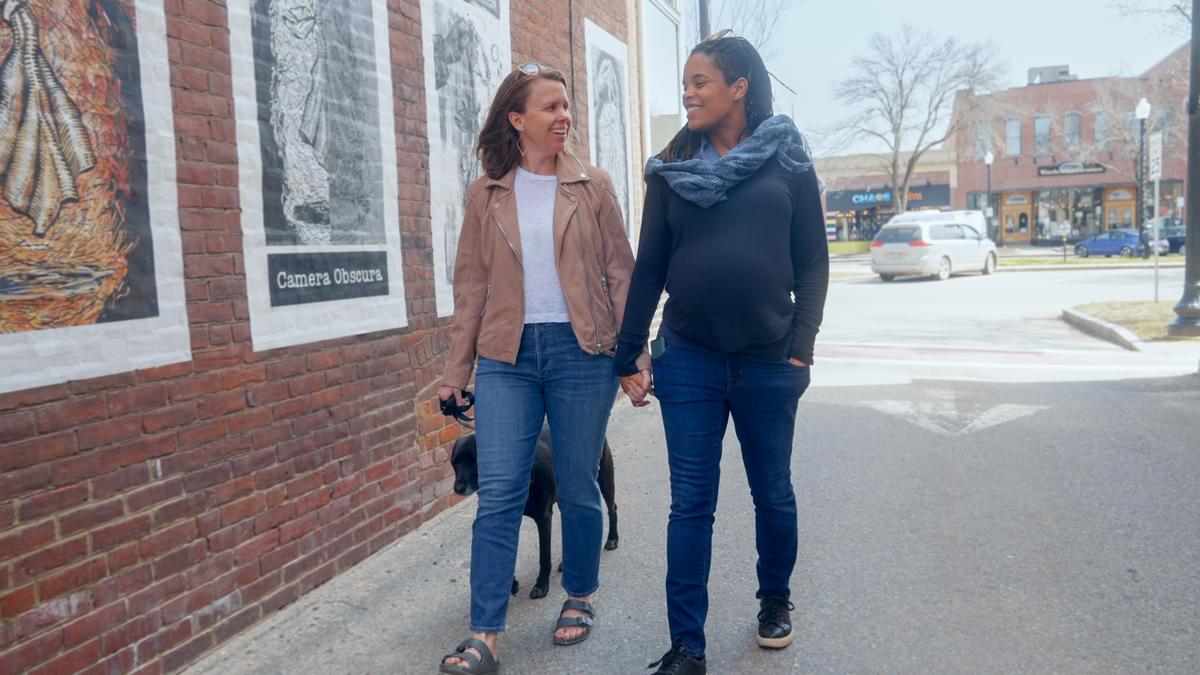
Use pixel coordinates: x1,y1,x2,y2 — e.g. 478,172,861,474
1109,1,1190,36
831,26,1004,213
709,0,792,57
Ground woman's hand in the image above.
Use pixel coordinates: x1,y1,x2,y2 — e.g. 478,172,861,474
788,357,808,367
618,369,653,407
438,385,465,406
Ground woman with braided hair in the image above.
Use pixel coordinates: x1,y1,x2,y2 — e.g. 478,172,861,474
615,32,829,674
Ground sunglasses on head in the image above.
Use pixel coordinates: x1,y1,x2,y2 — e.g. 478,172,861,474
518,62,551,76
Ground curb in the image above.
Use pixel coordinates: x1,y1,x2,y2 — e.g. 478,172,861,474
1061,308,1144,352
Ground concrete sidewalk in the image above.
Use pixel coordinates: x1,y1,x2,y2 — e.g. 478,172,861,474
184,401,802,675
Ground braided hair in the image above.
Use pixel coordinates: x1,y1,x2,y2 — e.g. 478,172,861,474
658,34,774,163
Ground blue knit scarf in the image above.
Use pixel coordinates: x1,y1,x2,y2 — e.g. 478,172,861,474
645,115,812,209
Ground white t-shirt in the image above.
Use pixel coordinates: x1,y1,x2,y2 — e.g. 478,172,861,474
514,167,571,324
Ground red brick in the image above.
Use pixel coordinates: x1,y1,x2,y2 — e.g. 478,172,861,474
126,478,184,513
253,502,295,533
167,372,223,401
138,519,198,559
213,605,260,643
252,462,294,491
0,628,62,674
205,475,253,507
92,514,153,551
106,542,141,572
246,381,289,407
177,417,229,449
0,520,55,559
278,513,318,545
1,585,36,619
0,383,69,412
219,365,267,390
13,589,93,640
100,612,160,657
92,464,151,500
28,637,102,675
265,356,306,380
14,537,90,583
197,391,245,419
0,411,36,443
77,415,144,451
1,431,77,472
206,520,254,553
34,396,107,433
183,464,232,493
106,384,168,417
19,483,89,521
234,530,279,565
142,403,198,434
152,541,207,581
153,493,207,527
38,558,107,602
162,632,214,673
77,647,136,675
127,573,186,617
61,601,128,650
59,499,126,535
219,493,264,527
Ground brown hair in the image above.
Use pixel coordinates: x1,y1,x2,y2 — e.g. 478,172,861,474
477,65,569,179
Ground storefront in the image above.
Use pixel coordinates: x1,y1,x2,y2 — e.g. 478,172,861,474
825,184,951,240
968,180,1182,244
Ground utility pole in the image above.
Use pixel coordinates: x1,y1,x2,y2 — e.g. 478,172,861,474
1169,0,1200,336
699,0,711,41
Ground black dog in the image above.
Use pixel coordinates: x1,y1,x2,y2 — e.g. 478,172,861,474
450,425,618,599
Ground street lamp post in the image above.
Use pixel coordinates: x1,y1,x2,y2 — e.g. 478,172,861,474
1169,0,1200,336
984,150,995,243
1136,97,1152,258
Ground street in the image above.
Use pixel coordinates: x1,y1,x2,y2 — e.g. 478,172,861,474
187,268,1200,674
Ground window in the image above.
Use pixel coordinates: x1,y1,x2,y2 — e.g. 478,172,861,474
1094,114,1109,150
975,124,991,156
875,226,921,243
1064,112,1081,152
1005,119,1021,156
642,1,684,157
1035,116,1051,155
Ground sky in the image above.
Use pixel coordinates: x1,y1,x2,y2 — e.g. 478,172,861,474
750,0,1189,154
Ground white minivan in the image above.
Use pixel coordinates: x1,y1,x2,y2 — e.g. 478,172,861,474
870,210,997,281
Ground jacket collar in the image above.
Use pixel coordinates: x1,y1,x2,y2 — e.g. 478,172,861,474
484,151,592,190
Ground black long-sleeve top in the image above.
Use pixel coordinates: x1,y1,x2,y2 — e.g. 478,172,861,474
614,148,829,376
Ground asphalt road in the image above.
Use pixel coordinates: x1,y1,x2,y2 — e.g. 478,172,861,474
187,268,1200,674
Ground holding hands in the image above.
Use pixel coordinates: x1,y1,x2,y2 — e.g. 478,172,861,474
618,369,653,407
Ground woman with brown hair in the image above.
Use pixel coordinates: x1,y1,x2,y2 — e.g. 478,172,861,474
437,63,646,674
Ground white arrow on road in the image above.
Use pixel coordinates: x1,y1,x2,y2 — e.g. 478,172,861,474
861,389,1048,437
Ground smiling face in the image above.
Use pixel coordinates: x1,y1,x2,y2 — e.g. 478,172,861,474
509,77,572,157
682,51,748,134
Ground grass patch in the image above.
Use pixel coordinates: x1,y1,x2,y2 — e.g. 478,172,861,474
1076,301,1200,341
829,241,871,255
1001,256,1186,267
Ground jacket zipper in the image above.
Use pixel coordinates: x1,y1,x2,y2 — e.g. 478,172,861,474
492,205,521,264
571,192,603,354
480,285,490,317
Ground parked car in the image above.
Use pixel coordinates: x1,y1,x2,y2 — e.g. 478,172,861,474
1073,228,1167,258
1160,224,1186,254
870,210,997,281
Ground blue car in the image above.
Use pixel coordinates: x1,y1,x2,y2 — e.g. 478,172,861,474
1074,228,1167,258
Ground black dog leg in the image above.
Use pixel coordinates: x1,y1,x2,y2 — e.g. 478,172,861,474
600,442,619,551
530,507,552,599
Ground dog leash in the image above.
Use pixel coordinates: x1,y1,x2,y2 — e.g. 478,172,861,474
439,390,476,424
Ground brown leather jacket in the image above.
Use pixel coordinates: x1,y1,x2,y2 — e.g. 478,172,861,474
443,153,649,389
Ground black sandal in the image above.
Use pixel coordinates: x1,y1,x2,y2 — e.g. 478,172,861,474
552,598,595,646
438,637,500,674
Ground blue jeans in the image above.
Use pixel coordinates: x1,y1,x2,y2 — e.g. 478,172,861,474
469,323,619,632
652,337,811,657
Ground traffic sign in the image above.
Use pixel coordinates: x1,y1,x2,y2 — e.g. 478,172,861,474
1148,131,1163,181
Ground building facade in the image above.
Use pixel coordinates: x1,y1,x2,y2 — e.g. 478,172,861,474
816,149,958,240
953,45,1189,245
0,1,682,673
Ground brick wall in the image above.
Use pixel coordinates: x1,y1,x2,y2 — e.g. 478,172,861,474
0,1,629,673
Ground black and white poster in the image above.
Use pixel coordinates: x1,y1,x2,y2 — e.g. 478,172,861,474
422,0,511,317
584,20,634,241
0,0,189,395
230,0,407,350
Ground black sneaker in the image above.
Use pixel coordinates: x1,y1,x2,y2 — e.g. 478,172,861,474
647,640,707,674
756,595,795,649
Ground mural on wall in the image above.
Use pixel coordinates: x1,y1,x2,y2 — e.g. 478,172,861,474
422,0,511,317
230,0,407,350
584,20,633,239
0,0,189,395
